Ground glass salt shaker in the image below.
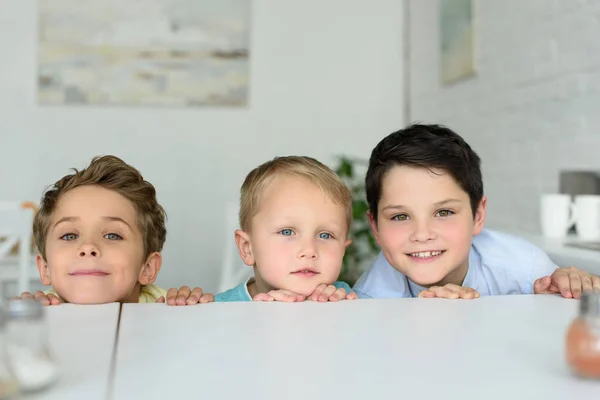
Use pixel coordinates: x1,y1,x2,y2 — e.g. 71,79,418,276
0,303,19,399
565,291,600,379
6,300,59,393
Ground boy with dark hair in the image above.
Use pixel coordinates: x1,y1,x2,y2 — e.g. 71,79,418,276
354,124,600,299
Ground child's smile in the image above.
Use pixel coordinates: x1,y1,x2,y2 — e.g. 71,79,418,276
406,249,446,263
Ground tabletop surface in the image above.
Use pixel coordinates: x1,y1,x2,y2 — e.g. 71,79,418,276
111,295,600,400
25,303,120,400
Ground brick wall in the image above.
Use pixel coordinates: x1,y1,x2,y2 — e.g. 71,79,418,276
407,0,600,233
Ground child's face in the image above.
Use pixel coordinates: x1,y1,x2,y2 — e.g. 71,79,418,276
237,175,351,296
369,165,486,287
37,185,160,304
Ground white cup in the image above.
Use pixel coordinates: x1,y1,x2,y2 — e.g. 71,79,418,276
574,195,600,241
540,194,575,238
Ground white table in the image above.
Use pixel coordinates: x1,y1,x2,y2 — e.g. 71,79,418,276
112,297,599,399
26,303,120,400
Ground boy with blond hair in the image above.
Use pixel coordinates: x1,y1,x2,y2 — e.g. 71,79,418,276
18,155,213,305
215,156,358,302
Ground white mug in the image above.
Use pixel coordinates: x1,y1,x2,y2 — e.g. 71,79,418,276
540,194,576,238
574,195,600,241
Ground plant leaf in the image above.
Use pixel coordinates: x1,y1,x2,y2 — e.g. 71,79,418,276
352,199,369,219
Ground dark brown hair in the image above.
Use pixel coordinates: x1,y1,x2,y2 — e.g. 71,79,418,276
366,124,483,221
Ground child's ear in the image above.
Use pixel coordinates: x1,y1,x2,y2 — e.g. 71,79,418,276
36,254,51,286
367,210,382,246
472,196,487,236
138,252,162,285
235,229,255,266
344,239,352,249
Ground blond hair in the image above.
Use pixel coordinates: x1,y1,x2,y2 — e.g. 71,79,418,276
239,156,352,233
33,155,167,260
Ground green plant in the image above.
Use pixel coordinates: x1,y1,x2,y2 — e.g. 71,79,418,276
333,155,380,286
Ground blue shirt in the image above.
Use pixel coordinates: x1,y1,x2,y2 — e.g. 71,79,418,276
215,279,354,302
353,229,558,299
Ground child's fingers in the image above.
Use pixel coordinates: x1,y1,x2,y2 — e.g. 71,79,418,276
283,290,306,302
444,284,464,292
33,291,51,306
552,268,572,298
458,290,473,299
165,288,179,306
418,290,436,298
318,285,337,302
581,274,593,294
328,288,347,302
309,284,327,301
429,286,459,299
270,290,305,302
547,279,560,293
346,292,359,300
443,285,479,299
252,293,274,302
533,276,551,294
16,292,34,301
199,293,214,304
176,286,191,305
568,269,583,299
458,288,479,299
156,296,165,303
186,287,205,304
48,294,62,305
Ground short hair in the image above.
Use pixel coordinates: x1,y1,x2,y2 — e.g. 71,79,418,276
33,155,167,260
366,123,483,221
239,156,352,234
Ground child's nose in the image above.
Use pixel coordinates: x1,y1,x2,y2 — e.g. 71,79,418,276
410,220,435,242
78,242,100,257
298,239,318,259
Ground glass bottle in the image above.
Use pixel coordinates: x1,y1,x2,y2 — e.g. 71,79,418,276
566,292,600,379
0,302,19,399
6,300,59,393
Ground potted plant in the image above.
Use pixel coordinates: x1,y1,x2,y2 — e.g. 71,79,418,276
333,156,380,286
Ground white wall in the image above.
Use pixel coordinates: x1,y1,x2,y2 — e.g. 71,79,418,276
0,0,405,292
407,0,600,234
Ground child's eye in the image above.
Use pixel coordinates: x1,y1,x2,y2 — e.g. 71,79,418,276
60,233,78,241
278,229,294,236
436,209,454,218
318,232,333,239
104,233,123,240
392,214,409,221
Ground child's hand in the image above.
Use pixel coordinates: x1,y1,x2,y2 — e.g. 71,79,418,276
534,266,600,299
418,284,480,299
158,286,214,305
252,290,306,302
308,284,358,302
13,291,62,306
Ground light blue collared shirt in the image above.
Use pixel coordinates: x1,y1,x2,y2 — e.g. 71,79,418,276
353,229,559,299
215,279,354,302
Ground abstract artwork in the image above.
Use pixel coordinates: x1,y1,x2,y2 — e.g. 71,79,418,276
38,0,251,107
439,0,474,85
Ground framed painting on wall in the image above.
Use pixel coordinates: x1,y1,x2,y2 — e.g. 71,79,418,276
439,0,475,85
38,0,251,107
